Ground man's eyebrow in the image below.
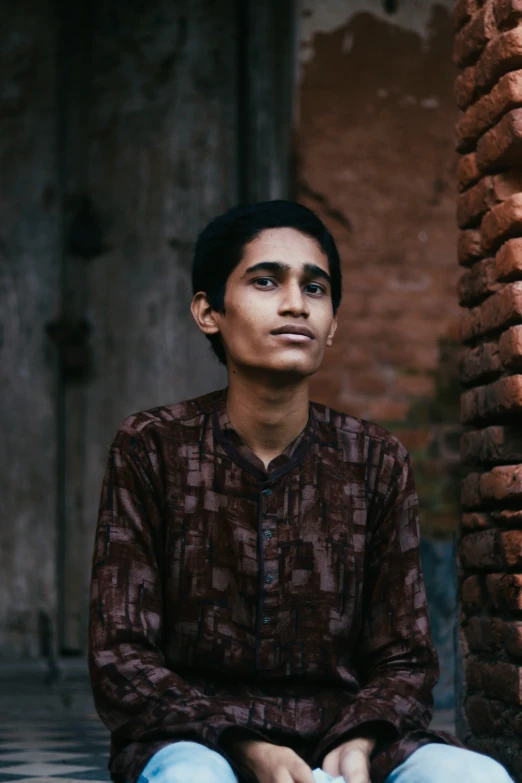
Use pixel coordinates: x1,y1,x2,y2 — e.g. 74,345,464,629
242,260,331,285
241,261,291,277
303,263,331,285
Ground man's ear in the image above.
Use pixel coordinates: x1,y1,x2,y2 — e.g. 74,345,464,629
190,292,221,335
326,315,338,347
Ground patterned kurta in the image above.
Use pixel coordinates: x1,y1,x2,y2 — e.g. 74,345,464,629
88,387,461,783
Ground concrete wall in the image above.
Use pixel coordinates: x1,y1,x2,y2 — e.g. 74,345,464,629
68,0,234,650
0,2,60,660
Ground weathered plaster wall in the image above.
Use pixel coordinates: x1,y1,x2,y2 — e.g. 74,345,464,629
297,1,461,539
0,2,60,658
61,0,233,653
0,0,296,660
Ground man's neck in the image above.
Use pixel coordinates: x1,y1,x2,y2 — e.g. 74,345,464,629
225,370,310,469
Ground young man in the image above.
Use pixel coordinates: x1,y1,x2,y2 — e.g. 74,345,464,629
88,201,513,783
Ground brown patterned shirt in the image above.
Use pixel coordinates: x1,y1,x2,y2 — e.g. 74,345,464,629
88,387,460,783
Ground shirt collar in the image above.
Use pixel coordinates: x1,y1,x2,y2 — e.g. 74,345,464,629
212,387,317,481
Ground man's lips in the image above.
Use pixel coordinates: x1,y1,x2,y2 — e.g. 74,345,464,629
270,325,315,339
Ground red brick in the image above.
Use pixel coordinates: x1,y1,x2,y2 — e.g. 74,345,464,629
453,4,497,68
455,64,479,111
366,399,409,422
481,194,522,251
459,282,522,341
459,341,501,384
500,529,522,566
491,507,522,526
503,620,522,656
457,153,481,192
458,257,502,303
347,369,388,396
462,471,482,507
487,572,522,609
454,0,480,31
494,0,522,31
458,177,492,229
466,654,485,689
495,237,522,280
481,463,522,502
462,462,522,506
462,511,492,528
499,323,522,366
462,574,486,610
461,376,522,424
461,528,522,568
461,425,522,462
464,616,504,651
480,661,522,702
465,694,504,735
456,69,522,151
394,374,434,397
457,172,522,228
476,108,522,173
460,528,499,568
459,229,484,266
392,429,432,452
475,28,522,95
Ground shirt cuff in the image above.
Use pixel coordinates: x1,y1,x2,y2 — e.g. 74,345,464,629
217,725,272,783
313,719,400,767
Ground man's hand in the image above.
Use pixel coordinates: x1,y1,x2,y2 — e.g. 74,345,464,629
228,739,316,783
322,736,376,783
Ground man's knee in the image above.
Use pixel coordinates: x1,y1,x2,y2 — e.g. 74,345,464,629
388,744,513,783
137,741,238,783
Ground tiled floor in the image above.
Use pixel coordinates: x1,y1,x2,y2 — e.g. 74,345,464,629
0,660,456,783
0,717,110,783
0,662,110,783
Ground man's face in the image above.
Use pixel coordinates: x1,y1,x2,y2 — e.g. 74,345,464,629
213,227,338,377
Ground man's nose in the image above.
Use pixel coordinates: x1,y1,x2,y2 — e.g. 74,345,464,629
280,282,310,316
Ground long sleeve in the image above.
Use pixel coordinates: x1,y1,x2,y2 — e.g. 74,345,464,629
87,423,261,754
313,449,439,764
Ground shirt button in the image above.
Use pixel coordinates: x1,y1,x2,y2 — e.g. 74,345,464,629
262,488,272,496
265,574,273,584
264,529,272,540
263,617,271,625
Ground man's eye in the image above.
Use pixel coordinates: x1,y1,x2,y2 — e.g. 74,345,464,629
306,283,325,294
254,277,275,288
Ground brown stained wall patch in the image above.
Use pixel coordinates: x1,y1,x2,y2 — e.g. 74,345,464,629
296,7,460,538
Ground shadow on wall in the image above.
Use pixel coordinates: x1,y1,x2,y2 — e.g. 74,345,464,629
375,336,462,711
420,536,457,710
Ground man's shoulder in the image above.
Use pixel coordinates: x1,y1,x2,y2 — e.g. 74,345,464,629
113,387,224,441
310,398,408,462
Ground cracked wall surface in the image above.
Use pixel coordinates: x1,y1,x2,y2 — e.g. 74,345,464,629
296,3,461,539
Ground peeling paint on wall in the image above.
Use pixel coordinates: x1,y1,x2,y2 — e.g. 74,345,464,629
296,4,461,538
298,0,454,74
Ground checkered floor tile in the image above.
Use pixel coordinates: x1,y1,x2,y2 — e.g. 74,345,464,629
0,716,110,783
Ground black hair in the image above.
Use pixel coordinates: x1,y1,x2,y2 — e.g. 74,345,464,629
191,199,343,365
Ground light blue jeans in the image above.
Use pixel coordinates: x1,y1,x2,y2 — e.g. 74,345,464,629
135,740,514,783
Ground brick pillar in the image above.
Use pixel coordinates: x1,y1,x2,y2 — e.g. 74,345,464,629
454,1,522,777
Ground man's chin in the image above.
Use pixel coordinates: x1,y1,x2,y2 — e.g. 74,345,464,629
246,358,321,378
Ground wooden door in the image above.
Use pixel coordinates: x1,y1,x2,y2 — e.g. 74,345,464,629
0,0,296,658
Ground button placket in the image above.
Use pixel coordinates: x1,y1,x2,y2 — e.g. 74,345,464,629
259,484,277,634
